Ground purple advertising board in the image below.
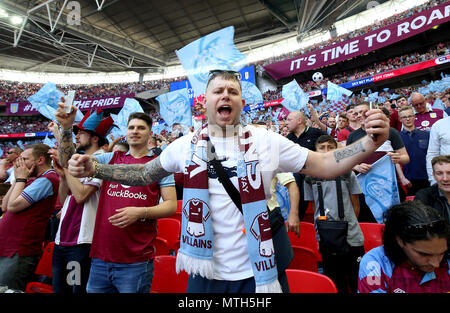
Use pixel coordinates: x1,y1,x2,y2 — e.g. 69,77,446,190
5,94,135,116
264,2,450,80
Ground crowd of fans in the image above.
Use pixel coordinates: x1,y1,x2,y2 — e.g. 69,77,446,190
256,0,444,67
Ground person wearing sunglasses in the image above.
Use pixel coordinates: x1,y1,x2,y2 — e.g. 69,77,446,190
65,69,390,293
358,201,449,293
0,147,23,183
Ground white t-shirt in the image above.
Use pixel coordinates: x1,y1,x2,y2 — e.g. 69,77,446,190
55,176,102,246
160,125,308,280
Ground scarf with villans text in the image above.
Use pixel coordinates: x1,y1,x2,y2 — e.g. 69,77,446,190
175,124,281,293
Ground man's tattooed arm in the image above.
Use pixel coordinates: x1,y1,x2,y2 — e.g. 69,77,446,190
59,127,76,168
94,156,171,186
333,141,366,163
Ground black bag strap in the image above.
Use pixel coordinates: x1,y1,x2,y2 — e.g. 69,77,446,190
208,144,243,212
317,181,325,217
316,178,345,220
335,176,345,220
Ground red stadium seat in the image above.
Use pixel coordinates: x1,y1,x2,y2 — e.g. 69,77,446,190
359,222,385,253
170,211,183,225
288,222,322,262
154,237,170,256
286,269,338,293
25,241,55,293
405,196,415,201
157,218,181,253
34,241,54,277
288,245,318,272
151,255,188,293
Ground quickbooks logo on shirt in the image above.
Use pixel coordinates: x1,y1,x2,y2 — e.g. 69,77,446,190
106,183,147,200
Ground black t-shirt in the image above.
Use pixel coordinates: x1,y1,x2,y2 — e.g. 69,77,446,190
346,127,405,166
287,127,326,151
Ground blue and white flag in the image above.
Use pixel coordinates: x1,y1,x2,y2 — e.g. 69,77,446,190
43,134,56,148
241,81,263,105
326,81,352,112
432,98,446,111
281,80,309,112
28,82,63,110
156,88,192,127
28,82,83,122
274,181,291,221
357,155,400,223
176,26,247,97
110,98,144,138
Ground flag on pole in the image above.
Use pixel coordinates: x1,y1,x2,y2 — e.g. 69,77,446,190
326,81,352,113
175,26,247,97
357,155,400,223
156,88,192,127
281,80,309,112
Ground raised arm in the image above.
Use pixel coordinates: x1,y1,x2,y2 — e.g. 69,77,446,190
300,109,389,179
55,99,77,167
68,154,172,186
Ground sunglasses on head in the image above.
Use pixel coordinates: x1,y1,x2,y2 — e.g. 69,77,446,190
208,69,242,80
405,220,446,236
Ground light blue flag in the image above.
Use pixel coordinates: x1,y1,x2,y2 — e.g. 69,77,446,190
43,135,56,148
432,98,446,111
357,155,400,223
110,98,144,138
28,82,84,122
326,81,352,101
156,88,192,127
16,140,25,150
281,80,309,112
241,81,263,105
175,26,247,97
274,181,291,221
367,92,379,103
28,82,63,110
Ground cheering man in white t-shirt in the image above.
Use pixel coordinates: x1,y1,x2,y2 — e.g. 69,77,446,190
65,70,390,293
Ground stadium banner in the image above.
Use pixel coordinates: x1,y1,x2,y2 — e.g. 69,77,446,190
0,132,53,139
5,94,135,116
310,54,450,98
169,65,256,105
264,2,450,80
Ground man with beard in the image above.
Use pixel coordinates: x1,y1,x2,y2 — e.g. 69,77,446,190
51,108,113,293
56,107,177,293
0,144,59,291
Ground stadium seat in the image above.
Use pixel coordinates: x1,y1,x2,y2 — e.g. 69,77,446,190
303,202,315,224
359,222,385,253
154,237,170,256
170,211,183,225
151,255,188,293
288,245,318,272
157,218,181,253
288,221,322,262
405,196,415,201
25,241,55,293
286,269,338,293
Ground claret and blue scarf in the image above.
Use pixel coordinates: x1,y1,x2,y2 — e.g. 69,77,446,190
176,124,282,293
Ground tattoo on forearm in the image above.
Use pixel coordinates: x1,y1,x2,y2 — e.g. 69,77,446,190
334,141,366,163
95,156,171,186
59,127,75,168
